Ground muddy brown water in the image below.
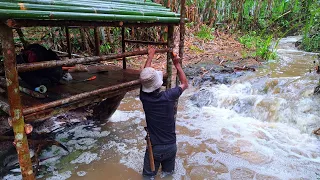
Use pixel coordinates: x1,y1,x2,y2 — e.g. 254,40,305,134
2,36,320,180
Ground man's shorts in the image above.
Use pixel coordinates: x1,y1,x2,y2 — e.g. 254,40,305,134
143,143,177,178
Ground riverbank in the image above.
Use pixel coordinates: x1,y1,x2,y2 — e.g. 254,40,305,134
127,29,262,72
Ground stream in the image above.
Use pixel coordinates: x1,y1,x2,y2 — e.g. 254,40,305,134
2,36,320,180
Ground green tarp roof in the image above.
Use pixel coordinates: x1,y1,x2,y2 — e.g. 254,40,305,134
0,0,181,23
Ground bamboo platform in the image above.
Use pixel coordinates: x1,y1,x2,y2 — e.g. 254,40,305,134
0,65,147,122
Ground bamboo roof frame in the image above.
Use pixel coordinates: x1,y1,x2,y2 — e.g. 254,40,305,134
0,0,182,27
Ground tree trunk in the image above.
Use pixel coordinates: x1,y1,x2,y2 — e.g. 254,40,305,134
202,0,211,24
267,0,273,19
100,27,106,44
253,0,263,28
80,28,91,53
209,0,217,27
235,0,245,29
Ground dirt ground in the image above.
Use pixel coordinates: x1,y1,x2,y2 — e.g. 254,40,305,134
126,29,262,72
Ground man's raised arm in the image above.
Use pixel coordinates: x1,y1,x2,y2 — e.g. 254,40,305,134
144,46,156,68
172,53,188,91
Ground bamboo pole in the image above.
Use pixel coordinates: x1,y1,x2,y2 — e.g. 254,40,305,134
23,79,141,115
17,48,170,72
9,19,180,28
94,27,100,56
122,27,126,69
173,0,186,121
0,9,181,23
65,27,72,59
166,25,174,89
0,2,179,16
124,39,167,45
179,0,186,64
0,1,171,12
0,24,35,180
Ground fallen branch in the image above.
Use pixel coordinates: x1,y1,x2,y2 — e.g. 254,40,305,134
234,66,256,72
52,50,84,58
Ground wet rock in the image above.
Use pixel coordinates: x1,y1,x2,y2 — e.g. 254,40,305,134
254,130,270,141
177,142,194,157
177,126,201,136
212,161,229,173
190,89,216,107
221,128,241,138
256,174,281,180
264,79,279,93
189,165,218,179
230,167,256,180
238,151,270,164
291,147,309,158
216,140,233,153
184,63,245,87
70,152,98,164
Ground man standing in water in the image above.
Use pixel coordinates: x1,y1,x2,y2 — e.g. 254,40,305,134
139,46,188,178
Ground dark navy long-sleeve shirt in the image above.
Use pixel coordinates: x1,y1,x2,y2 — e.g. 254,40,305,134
140,86,183,145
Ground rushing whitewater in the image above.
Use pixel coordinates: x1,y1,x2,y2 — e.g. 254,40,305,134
2,36,320,180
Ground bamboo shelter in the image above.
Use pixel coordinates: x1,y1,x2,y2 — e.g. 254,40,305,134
0,0,186,179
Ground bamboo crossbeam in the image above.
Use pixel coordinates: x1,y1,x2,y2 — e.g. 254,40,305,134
124,40,168,45
24,86,137,121
23,79,141,115
17,48,170,72
0,2,179,17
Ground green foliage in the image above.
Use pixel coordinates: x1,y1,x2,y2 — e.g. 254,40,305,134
186,22,195,29
189,45,204,53
302,34,320,52
100,43,111,54
195,25,215,41
301,2,320,52
238,31,276,60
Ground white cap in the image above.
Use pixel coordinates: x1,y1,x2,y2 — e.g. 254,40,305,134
140,67,163,93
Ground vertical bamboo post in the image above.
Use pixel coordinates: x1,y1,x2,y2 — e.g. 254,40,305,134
177,0,186,86
166,25,174,89
0,24,35,180
65,27,72,59
122,27,126,69
173,0,186,120
94,27,100,56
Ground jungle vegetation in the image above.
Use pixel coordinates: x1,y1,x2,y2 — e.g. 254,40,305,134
0,0,319,60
